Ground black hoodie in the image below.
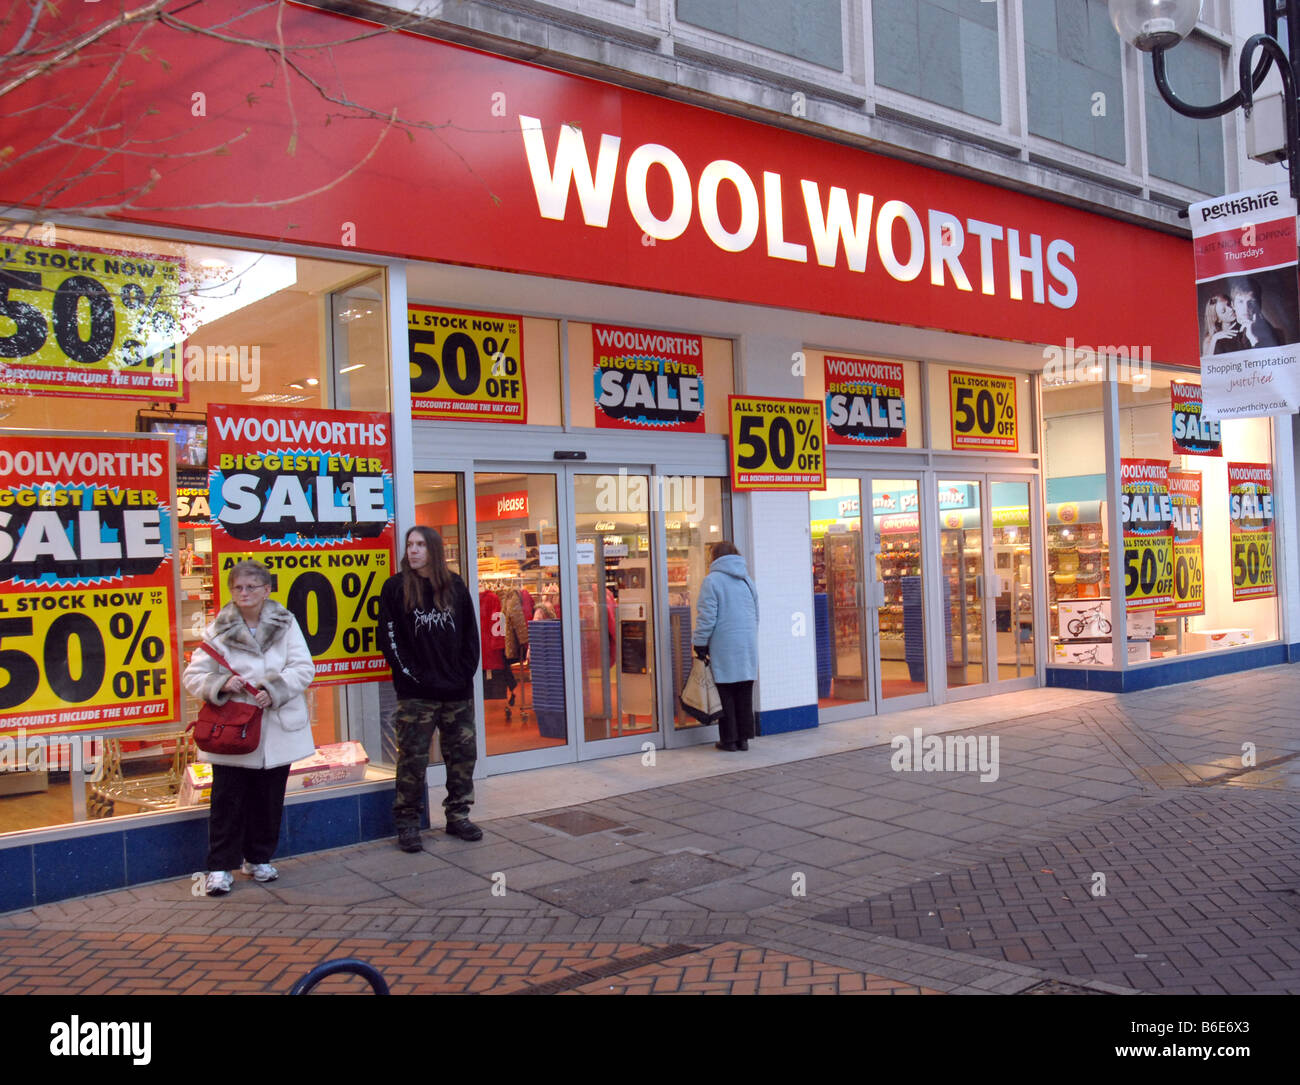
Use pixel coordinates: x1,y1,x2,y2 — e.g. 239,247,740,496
376,572,480,700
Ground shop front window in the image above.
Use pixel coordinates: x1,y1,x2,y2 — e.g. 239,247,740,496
0,225,393,835
803,351,924,450
1043,368,1279,667
567,323,734,432
927,364,1035,454
1119,371,1278,659
1043,381,1109,658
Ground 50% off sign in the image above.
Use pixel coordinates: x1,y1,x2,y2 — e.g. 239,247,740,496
728,396,826,491
407,306,525,421
224,550,393,680
0,240,183,398
0,588,175,730
949,371,1018,452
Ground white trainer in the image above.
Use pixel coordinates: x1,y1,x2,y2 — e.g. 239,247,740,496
205,870,233,896
241,861,278,882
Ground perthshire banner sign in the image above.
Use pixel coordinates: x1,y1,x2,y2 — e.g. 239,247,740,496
1190,186,1300,419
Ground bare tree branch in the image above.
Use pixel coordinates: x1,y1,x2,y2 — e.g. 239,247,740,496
0,0,171,100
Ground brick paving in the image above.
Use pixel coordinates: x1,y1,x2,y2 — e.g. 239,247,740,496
1,664,1298,996
0,930,940,995
816,788,1300,994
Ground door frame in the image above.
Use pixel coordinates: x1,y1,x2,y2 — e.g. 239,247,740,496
568,463,669,762
465,460,727,768
936,469,1043,702
817,470,939,725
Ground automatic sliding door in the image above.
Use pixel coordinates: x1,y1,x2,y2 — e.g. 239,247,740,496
991,478,1036,683
939,479,988,689
573,474,657,744
870,477,929,702
812,478,872,715
472,472,566,757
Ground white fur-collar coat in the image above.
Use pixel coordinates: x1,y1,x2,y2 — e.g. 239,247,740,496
182,600,317,769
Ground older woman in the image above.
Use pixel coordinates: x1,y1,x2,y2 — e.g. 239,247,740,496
693,541,759,752
183,559,316,896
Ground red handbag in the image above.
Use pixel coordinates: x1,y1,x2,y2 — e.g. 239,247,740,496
187,642,263,755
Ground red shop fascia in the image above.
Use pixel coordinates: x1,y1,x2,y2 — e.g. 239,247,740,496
0,1,1197,366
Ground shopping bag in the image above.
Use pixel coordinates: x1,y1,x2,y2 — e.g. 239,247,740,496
679,657,722,724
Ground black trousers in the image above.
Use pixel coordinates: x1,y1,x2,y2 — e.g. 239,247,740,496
206,763,291,870
715,680,755,746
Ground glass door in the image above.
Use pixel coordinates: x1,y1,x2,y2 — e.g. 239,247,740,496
662,479,729,747
811,474,934,721
939,478,988,691
990,476,1037,686
471,471,568,763
811,478,875,721
939,475,1040,699
573,471,661,758
869,477,930,707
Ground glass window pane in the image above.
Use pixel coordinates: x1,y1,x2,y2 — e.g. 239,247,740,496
1026,0,1126,163
804,351,923,449
811,478,870,706
568,323,733,433
1145,36,1226,194
991,479,1035,679
474,473,566,755
1043,381,1109,656
1119,373,1278,658
573,474,656,741
927,364,1034,453
677,0,844,70
874,0,1001,123
665,479,726,730
0,224,392,833
873,478,928,698
940,479,985,688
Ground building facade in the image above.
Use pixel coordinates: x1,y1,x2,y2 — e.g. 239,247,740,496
0,0,1294,907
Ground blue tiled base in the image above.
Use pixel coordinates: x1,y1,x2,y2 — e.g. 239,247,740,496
0,783,399,914
1047,643,1293,693
756,703,818,735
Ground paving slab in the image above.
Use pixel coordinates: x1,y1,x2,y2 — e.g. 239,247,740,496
527,853,744,917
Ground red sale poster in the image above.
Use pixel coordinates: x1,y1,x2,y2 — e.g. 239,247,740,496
593,324,705,432
0,433,180,737
207,404,396,683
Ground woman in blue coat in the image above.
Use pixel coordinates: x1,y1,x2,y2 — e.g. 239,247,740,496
692,541,759,752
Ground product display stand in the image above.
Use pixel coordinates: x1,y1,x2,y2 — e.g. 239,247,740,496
669,605,693,713
527,620,566,739
901,576,925,683
813,592,832,698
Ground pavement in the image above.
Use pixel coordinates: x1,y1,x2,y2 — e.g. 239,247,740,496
1,665,1298,997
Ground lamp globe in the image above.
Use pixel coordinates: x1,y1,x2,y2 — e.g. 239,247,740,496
1108,0,1202,52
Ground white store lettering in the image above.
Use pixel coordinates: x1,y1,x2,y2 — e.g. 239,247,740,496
519,116,1079,309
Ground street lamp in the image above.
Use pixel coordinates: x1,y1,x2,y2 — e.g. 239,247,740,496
1109,0,1300,197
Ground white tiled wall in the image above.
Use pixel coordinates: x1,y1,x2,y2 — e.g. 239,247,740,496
737,331,818,714
750,491,818,712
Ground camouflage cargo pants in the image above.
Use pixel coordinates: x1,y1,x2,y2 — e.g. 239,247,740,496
392,698,477,830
